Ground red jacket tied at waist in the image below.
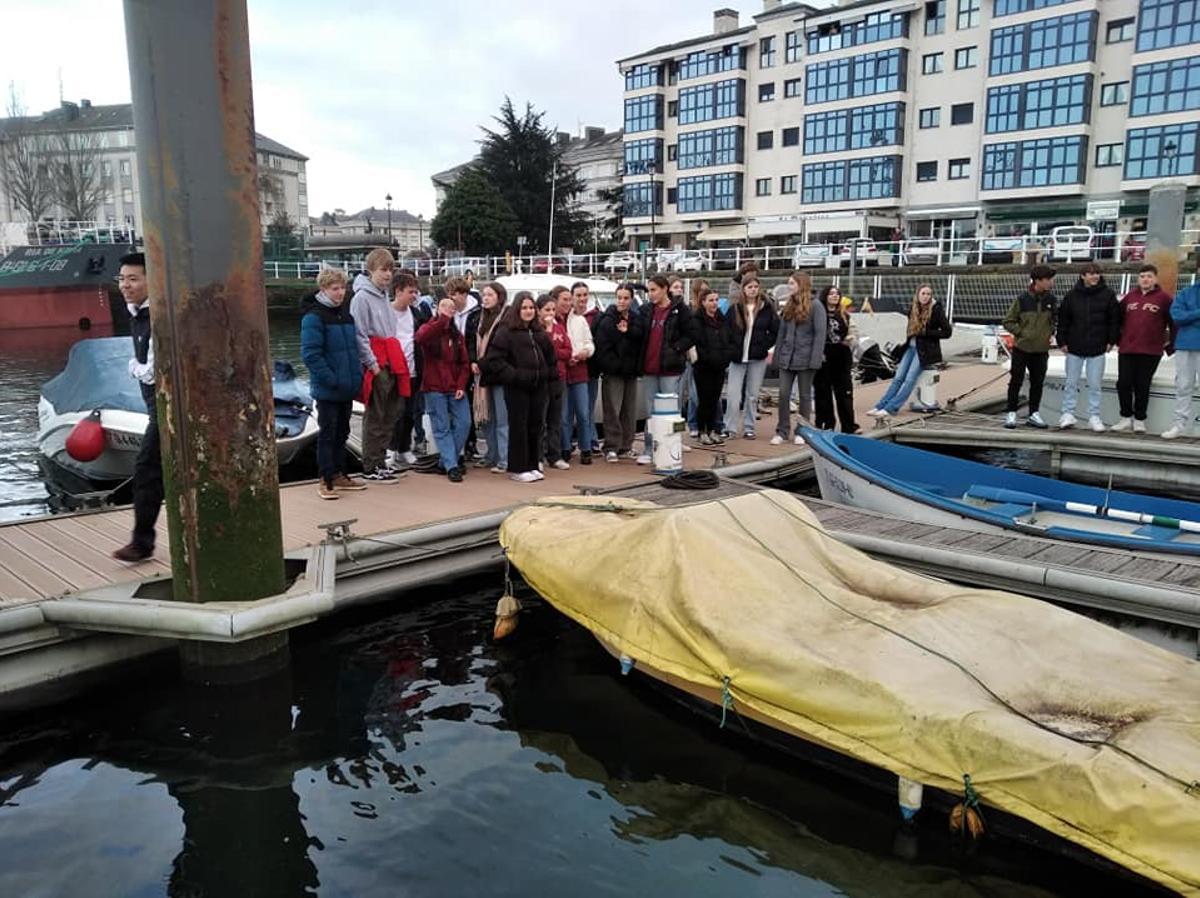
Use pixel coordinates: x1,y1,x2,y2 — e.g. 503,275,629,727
358,335,412,405
415,314,471,394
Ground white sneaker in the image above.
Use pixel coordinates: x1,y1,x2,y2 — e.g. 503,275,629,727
605,451,618,462
1088,416,1105,433
509,471,537,483
1162,425,1184,440
538,462,544,472
1110,417,1132,432
400,450,418,465
1027,412,1047,429
636,454,652,465
1003,411,1017,429
794,435,806,446
769,434,784,445
1057,412,1076,429
866,408,887,418
1133,419,1146,434
385,450,403,471
552,459,570,470
490,465,506,474
688,430,699,439
532,469,545,480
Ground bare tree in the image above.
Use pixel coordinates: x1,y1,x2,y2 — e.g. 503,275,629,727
0,83,53,222
50,129,106,222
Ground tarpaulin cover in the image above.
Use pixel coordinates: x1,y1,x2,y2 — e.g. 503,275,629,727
499,490,1200,896
41,337,145,413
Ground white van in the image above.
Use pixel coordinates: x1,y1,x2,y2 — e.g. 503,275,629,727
1048,226,1094,262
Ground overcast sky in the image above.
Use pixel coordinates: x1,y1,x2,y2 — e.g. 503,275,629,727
0,0,831,220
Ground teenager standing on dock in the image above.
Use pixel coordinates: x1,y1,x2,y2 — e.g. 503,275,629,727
558,284,595,465
1164,265,1200,440
351,249,407,480
1001,266,1057,429
449,277,482,461
1112,264,1174,434
483,292,554,482
416,297,472,482
868,285,951,420
539,294,573,469
113,252,161,562
301,268,367,500
388,273,431,468
814,286,860,434
693,288,735,445
1055,263,1118,432
772,271,826,446
474,282,509,472
638,274,696,462
593,283,646,461
724,273,777,440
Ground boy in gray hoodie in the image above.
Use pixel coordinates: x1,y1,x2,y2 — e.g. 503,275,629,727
351,248,403,480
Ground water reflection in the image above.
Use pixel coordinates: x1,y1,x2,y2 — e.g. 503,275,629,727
0,581,1168,897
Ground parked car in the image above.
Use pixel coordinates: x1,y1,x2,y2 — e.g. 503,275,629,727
980,236,1025,265
603,251,642,273
1048,226,1094,262
441,256,491,277
900,239,941,267
837,240,879,267
791,244,832,268
531,255,570,274
1120,235,1147,262
669,250,708,272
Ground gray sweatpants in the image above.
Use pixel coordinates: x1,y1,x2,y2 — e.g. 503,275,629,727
1173,349,1200,431
776,368,816,438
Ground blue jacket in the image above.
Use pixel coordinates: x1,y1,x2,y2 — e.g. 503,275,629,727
1172,283,1200,352
300,292,363,402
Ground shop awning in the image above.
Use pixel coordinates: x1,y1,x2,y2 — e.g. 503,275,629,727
695,223,749,242
748,219,805,239
904,206,981,220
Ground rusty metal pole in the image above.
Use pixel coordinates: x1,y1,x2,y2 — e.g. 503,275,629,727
123,0,285,610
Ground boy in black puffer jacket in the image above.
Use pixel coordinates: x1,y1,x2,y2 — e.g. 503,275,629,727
1055,262,1118,431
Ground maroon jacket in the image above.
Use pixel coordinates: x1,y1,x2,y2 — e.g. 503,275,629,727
415,314,471,394
1117,287,1174,357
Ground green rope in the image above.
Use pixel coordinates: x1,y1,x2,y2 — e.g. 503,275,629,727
963,774,981,809
720,676,733,729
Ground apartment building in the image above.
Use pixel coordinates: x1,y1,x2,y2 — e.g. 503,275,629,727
0,100,309,237
617,0,1200,250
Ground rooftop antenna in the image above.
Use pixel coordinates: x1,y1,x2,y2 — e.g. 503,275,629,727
57,68,64,103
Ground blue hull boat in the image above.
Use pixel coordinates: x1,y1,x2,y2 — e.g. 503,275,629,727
803,427,1200,556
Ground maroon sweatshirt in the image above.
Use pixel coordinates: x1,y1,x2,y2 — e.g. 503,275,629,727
1117,287,1173,356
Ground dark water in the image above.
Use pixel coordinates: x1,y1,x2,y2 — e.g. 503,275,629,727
0,307,308,523
0,579,1164,898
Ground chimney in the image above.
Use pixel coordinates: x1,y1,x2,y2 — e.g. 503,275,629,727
60,100,79,120
713,8,739,33
763,0,781,11
80,98,92,109
556,131,571,146
585,126,605,141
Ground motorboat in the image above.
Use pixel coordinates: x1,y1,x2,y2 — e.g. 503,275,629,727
804,427,1200,555
38,337,318,483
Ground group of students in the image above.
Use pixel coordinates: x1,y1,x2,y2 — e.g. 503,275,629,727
1000,260,1200,437
299,252,879,496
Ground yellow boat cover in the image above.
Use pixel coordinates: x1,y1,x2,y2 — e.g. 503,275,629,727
500,490,1200,895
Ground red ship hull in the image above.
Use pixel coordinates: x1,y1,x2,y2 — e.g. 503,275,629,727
0,286,114,330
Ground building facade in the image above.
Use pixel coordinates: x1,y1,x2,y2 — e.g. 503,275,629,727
0,100,309,237
308,206,428,257
618,0,1200,250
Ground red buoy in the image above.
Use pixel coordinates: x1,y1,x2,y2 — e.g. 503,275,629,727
65,410,106,462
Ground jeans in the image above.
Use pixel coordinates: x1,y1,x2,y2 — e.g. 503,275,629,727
587,377,600,449
1173,349,1200,431
1006,349,1048,414
724,359,767,435
483,385,509,468
685,364,699,431
560,380,594,456
316,399,352,484
423,391,470,472
642,373,681,455
776,368,816,438
1061,353,1105,419
876,344,923,414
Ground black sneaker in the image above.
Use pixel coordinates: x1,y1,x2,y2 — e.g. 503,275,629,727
113,542,154,563
362,466,397,481
448,467,464,483
580,451,592,465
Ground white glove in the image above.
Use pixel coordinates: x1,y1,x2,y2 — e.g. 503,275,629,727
686,346,698,364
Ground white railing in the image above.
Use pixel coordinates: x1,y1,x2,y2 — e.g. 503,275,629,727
18,219,137,246
266,229,1199,281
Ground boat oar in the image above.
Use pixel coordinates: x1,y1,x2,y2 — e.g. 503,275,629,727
964,486,1200,533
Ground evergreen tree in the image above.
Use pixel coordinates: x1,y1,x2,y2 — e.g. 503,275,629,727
429,166,518,255
477,98,588,252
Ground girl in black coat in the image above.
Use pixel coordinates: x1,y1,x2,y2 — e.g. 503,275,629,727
593,283,647,459
482,292,555,482
693,287,736,445
724,273,779,438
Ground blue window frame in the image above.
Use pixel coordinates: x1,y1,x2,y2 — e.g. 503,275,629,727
981,135,1086,190
805,11,907,55
993,0,1071,16
624,95,663,133
676,127,743,170
624,64,662,91
805,49,905,104
623,139,663,174
1136,0,1200,52
622,182,662,217
985,74,1091,133
1124,123,1199,180
989,12,1096,76
804,102,904,155
676,173,742,213
801,155,900,204
678,46,744,81
678,79,745,125
1131,58,1200,117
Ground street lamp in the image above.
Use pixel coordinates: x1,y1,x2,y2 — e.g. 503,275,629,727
417,214,424,252
385,193,392,236
1164,139,1179,177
